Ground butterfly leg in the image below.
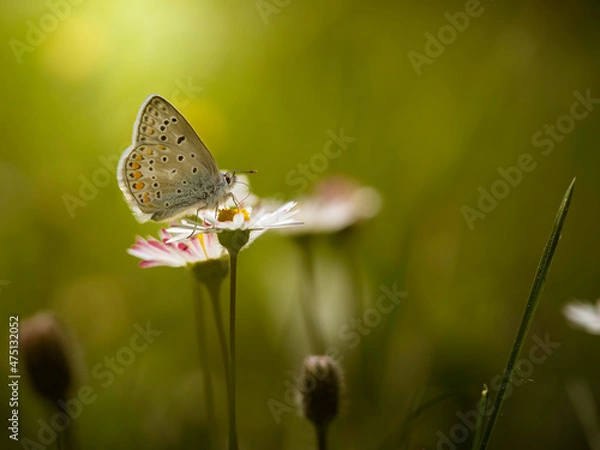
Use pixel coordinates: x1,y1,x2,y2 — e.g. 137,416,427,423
185,207,203,239
229,192,240,209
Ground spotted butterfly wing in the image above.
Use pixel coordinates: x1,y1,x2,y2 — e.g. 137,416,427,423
117,95,230,222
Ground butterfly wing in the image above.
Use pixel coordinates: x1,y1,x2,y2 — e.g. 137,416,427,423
117,95,226,222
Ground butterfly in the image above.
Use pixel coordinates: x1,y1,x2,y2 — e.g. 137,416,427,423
117,95,248,223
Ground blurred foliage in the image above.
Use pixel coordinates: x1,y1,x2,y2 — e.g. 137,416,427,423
1,0,600,449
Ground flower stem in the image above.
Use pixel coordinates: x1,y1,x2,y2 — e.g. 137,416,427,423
192,280,216,449
478,178,576,450
217,229,250,450
316,425,328,450
54,404,77,450
297,236,326,354
205,280,231,397
336,229,367,314
565,378,600,450
228,250,239,450
57,426,67,450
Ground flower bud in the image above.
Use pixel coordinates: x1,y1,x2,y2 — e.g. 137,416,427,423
218,229,251,254
191,257,229,284
21,312,75,404
299,355,342,431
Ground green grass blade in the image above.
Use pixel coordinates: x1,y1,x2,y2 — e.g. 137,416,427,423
479,178,576,449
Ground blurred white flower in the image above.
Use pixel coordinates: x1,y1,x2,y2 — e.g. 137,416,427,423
282,176,381,235
128,229,226,268
563,299,600,335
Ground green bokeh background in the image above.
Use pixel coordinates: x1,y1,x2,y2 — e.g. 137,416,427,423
1,0,599,449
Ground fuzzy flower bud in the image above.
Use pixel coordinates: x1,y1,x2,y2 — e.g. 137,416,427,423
21,312,75,404
299,355,342,431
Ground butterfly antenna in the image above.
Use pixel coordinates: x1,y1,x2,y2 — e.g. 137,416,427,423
236,180,252,204
228,170,256,207
232,193,241,209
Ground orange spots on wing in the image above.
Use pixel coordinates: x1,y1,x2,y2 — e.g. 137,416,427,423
144,148,154,156
133,182,145,191
142,192,151,203
131,171,143,180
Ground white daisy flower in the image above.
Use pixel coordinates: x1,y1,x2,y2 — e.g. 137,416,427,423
281,176,381,235
128,228,227,268
563,299,600,335
166,201,302,247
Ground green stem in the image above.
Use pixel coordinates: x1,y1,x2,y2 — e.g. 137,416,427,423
53,403,77,450
205,279,231,397
565,378,600,450
479,178,576,449
316,425,328,450
57,426,65,450
228,250,239,450
336,229,367,315
395,387,425,449
298,237,326,354
192,281,216,449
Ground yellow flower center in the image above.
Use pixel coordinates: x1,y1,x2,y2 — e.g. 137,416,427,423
217,207,250,222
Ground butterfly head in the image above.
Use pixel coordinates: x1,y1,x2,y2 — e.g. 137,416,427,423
223,171,237,188
223,170,257,189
